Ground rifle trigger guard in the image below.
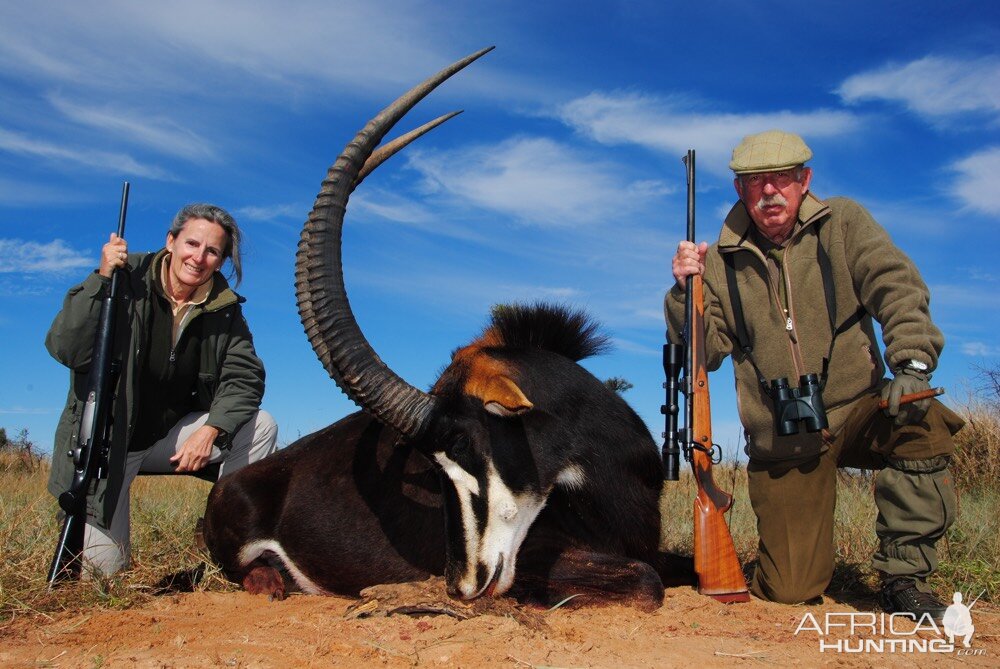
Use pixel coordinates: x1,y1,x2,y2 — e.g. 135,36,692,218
691,442,723,464
710,443,723,464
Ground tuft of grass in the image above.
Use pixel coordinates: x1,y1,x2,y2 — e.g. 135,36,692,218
0,427,45,475
0,458,234,631
951,398,1000,492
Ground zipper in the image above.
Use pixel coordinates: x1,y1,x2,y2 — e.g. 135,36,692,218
169,304,201,364
757,252,787,330
728,244,794,346
169,305,200,365
732,244,803,381
780,242,808,380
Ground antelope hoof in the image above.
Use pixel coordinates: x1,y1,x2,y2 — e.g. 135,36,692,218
243,565,286,601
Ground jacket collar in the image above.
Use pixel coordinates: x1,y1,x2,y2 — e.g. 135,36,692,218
719,192,830,251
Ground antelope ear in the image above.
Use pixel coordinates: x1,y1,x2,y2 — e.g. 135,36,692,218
474,375,534,417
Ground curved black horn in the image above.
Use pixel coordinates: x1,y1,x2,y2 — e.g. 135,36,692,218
295,47,494,439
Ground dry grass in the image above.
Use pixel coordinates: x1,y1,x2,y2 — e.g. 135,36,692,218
2,392,999,629
0,463,235,631
659,395,1000,603
952,399,1000,492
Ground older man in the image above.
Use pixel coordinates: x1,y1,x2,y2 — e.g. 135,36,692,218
666,130,964,620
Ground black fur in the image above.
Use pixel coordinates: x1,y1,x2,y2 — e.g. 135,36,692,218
487,302,611,361
203,303,694,608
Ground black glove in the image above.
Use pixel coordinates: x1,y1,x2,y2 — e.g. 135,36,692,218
880,368,931,426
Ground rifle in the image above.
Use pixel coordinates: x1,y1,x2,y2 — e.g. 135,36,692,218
662,151,749,603
47,182,130,585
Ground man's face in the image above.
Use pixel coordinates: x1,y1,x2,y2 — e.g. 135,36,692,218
734,167,812,243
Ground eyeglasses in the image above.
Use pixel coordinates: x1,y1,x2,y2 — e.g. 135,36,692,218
741,170,799,189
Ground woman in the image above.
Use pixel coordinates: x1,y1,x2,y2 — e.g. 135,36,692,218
47,203,278,575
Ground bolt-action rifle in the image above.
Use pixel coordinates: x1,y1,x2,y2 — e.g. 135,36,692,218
47,182,130,585
662,152,749,603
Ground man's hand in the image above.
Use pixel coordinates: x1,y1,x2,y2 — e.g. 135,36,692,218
170,425,219,472
880,368,932,426
672,241,709,289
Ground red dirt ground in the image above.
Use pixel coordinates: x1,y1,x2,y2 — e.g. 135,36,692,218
2,578,996,668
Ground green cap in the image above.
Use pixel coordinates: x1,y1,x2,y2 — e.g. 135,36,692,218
729,130,812,174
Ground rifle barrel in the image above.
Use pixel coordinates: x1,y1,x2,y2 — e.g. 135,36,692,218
683,150,696,457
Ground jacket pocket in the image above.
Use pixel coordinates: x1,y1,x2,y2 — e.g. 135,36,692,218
196,372,217,410
48,399,83,494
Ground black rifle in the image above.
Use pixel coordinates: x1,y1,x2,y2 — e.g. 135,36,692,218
47,182,130,585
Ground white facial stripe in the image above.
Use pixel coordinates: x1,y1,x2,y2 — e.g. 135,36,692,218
434,451,481,591
472,464,547,597
555,464,586,491
434,452,480,497
435,454,548,599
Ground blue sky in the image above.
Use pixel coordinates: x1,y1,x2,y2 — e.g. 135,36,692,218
2,1,998,459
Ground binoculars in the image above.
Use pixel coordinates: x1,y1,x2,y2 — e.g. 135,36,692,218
770,374,829,436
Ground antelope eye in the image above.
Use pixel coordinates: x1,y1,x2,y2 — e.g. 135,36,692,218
448,433,471,459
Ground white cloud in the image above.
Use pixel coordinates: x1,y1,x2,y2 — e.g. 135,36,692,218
862,199,960,237
405,136,671,227
556,91,858,174
837,56,1000,120
0,279,53,297
343,190,498,246
611,337,660,357
715,202,737,222
929,283,1000,310
0,178,84,206
354,262,582,316
0,1,520,103
495,284,581,302
351,192,435,226
48,94,216,161
961,342,1000,357
0,239,93,274
949,146,1000,216
235,204,305,222
0,127,172,180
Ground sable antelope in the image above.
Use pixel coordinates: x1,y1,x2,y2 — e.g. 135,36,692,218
202,47,693,609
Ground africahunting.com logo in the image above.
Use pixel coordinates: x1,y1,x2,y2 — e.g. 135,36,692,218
794,590,985,656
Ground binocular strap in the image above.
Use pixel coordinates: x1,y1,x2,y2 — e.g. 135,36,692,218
720,219,866,396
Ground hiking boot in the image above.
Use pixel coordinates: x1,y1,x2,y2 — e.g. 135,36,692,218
879,577,947,623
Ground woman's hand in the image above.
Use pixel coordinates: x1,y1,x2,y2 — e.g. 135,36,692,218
170,425,219,472
98,233,129,278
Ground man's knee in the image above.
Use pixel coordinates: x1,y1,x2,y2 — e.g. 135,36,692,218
751,565,828,604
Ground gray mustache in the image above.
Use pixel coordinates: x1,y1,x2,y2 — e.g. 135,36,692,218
756,194,788,210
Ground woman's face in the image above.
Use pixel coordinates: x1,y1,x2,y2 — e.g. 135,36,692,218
165,218,228,294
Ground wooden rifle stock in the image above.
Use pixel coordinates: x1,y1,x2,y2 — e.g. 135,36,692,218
682,150,749,603
688,273,750,602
